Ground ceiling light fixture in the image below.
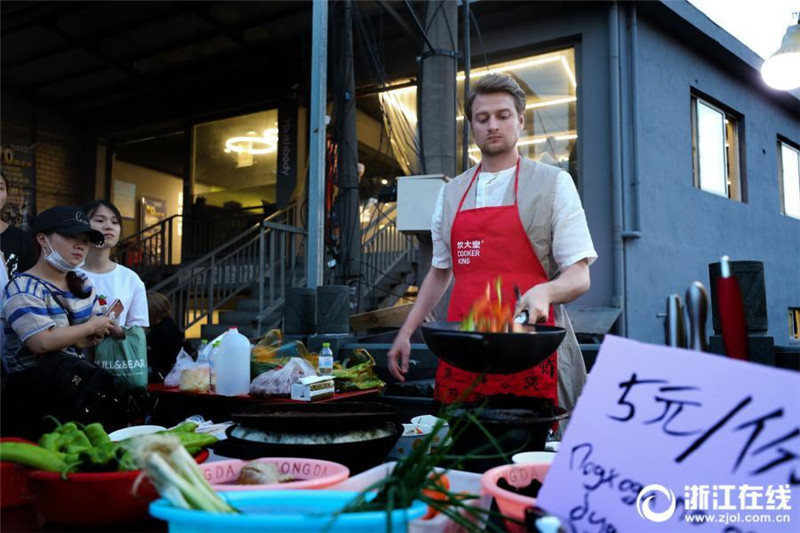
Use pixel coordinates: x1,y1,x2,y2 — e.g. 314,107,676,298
224,128,279,155
761,16,800,90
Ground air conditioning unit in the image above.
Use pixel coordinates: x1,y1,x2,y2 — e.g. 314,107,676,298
396,174,449,233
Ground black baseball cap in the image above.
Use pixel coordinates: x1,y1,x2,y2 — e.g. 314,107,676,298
31,206,105,246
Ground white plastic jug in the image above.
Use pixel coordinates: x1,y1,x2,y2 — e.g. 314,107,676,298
215,328,251,396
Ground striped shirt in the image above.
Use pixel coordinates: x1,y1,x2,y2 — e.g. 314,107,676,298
1,273,102,373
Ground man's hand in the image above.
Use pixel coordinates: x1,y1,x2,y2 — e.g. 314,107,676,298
514,284,552,324
387,332,411,382
513,260,591,323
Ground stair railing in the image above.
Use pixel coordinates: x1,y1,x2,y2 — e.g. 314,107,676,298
151,203,302,332
113,215,179,280
360,202,418,306
255,216,306,337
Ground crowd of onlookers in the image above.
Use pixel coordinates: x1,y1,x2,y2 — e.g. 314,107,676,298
0,171,185,438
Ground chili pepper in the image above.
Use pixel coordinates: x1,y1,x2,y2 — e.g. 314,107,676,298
171,432,217,450
56,422,79,435
167,422,199,434
38,432,60,452
79,442,119,467
83,423,111,447
64,443,91,455
61,430,92,451
0,442,69,473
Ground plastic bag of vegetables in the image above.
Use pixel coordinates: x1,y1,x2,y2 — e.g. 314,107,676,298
333,349,385,392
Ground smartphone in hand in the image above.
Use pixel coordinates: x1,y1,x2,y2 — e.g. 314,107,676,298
103,299,124,323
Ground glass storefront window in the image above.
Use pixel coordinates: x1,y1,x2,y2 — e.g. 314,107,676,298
193,109,279,210
458,48,578,176
378,47,579,179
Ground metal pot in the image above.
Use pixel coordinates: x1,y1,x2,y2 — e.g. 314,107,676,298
443,396,568,473
212,402,403,474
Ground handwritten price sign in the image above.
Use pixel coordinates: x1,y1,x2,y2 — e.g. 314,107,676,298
537,335,800,533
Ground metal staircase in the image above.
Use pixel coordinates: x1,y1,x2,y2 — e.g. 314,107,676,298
149,204,305,339
360,202,419,310
137,200,418,340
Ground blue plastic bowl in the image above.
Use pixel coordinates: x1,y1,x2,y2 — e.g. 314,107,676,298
149,490,427,532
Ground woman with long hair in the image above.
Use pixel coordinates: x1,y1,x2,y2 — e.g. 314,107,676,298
2,206,120,371
1,206,121,435
79,200,148,327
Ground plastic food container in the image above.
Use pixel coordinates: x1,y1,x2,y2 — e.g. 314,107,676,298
149,489,427,532
332,461,490,533
27,449,209,525
388,423,434,459
108,425,167,442
410,415,451,449
481,462,551,533
511,451,556,464
201,457,349,491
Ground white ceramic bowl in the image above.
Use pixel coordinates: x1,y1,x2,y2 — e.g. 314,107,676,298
108,425,167,442
410,415,450,449
388,423,434,459
511,451,557,465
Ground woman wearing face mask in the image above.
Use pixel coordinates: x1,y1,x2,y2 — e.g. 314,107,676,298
78,200,149,328
1,206,121,435
1,206,121,373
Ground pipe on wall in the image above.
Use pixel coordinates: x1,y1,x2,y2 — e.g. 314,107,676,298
609,2,627,335
627,4,642,234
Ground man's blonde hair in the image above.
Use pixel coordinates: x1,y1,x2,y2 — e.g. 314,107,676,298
465,73,527,122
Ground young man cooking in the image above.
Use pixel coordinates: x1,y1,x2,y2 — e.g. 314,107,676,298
387,73,597,413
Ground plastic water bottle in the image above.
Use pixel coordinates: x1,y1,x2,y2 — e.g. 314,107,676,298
215,328,251,396
318,343,333,376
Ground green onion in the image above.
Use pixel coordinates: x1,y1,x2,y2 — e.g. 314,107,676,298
127,434,237,513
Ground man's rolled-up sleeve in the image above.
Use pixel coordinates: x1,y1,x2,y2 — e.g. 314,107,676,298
552,171,598,272
430,186,452,269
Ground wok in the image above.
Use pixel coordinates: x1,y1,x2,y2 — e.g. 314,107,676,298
421,321,565,374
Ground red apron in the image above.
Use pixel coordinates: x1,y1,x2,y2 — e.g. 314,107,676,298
434,159,558,405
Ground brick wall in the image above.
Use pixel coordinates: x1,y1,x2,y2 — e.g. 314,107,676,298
34,131,87,211
1,92,94,217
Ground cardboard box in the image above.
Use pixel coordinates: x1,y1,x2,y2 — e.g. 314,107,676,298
291,375,335,402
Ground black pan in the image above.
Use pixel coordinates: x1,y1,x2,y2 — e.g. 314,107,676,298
421,321,566,374
230,402,400,432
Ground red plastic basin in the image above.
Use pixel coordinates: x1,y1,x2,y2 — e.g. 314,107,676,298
27,448,209,525
0,437,36,508
481,462,551,533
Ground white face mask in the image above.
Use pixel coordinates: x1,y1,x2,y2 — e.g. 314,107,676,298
43,236,84,272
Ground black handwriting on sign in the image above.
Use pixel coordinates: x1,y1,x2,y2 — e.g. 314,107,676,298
569,442,643,505
607,373,668,422
569,491,618,533
608,375,800,485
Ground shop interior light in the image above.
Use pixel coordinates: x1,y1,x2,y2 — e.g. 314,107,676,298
761,17,800,90
456,95,578,121
224,128,279,155
467,132,578,153
456,55,561,81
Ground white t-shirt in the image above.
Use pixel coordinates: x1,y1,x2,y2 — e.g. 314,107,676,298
78,264,149,327
431,166,597,271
